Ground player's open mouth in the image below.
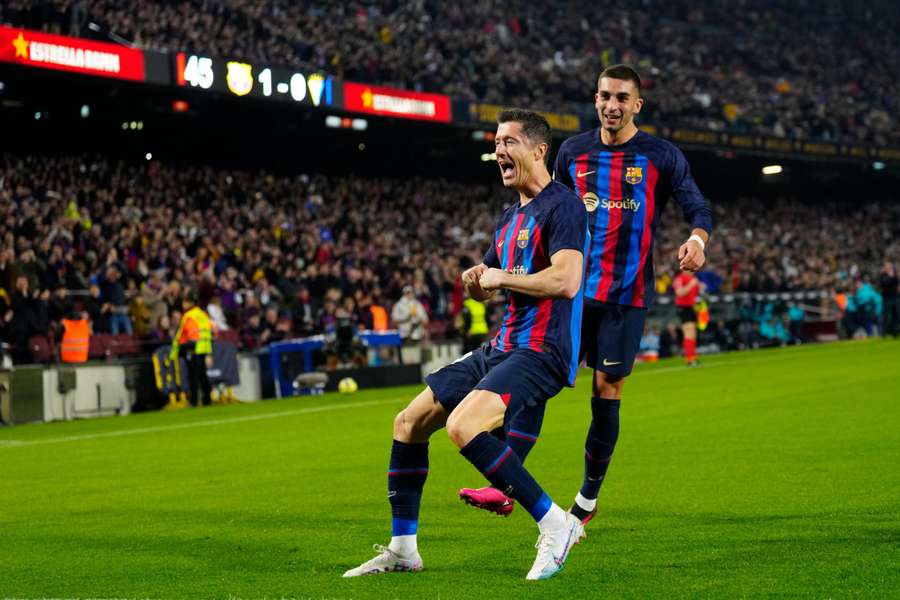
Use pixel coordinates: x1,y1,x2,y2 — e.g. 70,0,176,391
498,160,515,178
603,113,622,124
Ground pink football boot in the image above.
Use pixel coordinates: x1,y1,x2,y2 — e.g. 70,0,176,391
458,486,515,516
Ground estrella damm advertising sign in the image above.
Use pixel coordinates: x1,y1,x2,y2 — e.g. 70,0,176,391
0,25,147,82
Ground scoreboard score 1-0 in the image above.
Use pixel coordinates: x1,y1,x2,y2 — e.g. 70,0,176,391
175,53,335,107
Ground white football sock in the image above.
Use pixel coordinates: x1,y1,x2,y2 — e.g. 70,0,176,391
388,534,417,557
537,503,567,533
575,492,597,513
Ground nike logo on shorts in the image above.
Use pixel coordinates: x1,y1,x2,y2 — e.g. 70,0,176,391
602,359,622,366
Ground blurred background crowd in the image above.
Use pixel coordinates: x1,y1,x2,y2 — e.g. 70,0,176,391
2,0,898,144
1,152,897,364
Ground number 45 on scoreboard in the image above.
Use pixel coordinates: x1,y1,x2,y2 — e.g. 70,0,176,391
177,53,213,89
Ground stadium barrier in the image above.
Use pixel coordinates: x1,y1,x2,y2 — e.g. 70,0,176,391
0,349,262,425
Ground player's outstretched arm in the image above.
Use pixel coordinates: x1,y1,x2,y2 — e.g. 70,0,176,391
462,263,497,302
478,249,583,299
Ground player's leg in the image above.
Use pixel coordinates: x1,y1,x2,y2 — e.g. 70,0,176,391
198,354,213,406
447,353,583,579
459,401,546,516
571,302,645,524
343,387,447,577
680,308,699,365
344,349,487,577
571,369,623,523
187,350,200,407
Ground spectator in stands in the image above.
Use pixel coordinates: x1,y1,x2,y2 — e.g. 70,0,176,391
207,294,229,333
392,285,428,347
128,279,152,338
99,265,132,334
290,285,316,337
83,283,108,334
148,313,173,349
47,284,71,324
8,276,47,363
141,271,167,330
240,310,265,350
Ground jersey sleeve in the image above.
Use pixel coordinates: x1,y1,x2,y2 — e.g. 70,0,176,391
553,143,574,190
547,193,588,257
669,146,714,234
482,215,503,268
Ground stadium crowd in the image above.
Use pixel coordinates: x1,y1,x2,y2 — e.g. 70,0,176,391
2,0,898,145
0,152,897,363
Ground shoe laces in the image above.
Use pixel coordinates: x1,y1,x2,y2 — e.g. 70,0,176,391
533,532,553,562
372,544,396,558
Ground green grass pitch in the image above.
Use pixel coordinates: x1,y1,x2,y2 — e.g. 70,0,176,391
1,339,899,599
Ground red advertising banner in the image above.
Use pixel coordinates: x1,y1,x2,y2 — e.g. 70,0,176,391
0,25,146,82
343,82,451,122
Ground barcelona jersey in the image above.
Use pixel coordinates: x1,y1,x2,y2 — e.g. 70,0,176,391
554,129,713,308
482,181,588,386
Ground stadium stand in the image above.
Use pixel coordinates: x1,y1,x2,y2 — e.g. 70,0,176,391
0,152,896,363
2,0,898,144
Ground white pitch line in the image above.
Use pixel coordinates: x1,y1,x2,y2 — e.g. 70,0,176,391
0,342,883,449
0,397,402,449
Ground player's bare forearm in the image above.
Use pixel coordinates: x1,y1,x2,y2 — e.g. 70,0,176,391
479,249,583,299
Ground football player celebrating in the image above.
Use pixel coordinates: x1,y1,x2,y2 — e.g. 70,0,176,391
461,65,713,528
344,109,588,580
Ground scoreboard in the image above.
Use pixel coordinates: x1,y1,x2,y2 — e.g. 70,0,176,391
174,53,338,108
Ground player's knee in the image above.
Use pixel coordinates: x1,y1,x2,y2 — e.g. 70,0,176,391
393,408,426,441
447,409,485,449
445,411,468,448
594,375,625,399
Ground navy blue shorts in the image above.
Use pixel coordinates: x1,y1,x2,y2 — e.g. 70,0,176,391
581,299,647,378
425,343,564,418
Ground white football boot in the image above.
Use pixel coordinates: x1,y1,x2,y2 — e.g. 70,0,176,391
342,544,423,577
525,513,584,580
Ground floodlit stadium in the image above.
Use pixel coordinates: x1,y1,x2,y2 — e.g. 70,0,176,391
0,1,898,597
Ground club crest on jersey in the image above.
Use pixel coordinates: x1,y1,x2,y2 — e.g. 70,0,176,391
625,166,643,185
516,228,530,249
226,62,253,96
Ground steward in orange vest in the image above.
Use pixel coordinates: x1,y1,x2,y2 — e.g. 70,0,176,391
170,291,214,407
61,312,91,363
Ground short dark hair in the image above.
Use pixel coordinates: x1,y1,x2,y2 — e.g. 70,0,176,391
597,64,642,94
497,108,552,162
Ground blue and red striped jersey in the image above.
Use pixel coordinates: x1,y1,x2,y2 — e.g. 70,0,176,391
482,181,588,386
554,129,713,308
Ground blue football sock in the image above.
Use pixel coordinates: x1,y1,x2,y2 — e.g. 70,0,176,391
580,397,620,501
506,426,539,463
460,431,551,522
388,440,429,536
